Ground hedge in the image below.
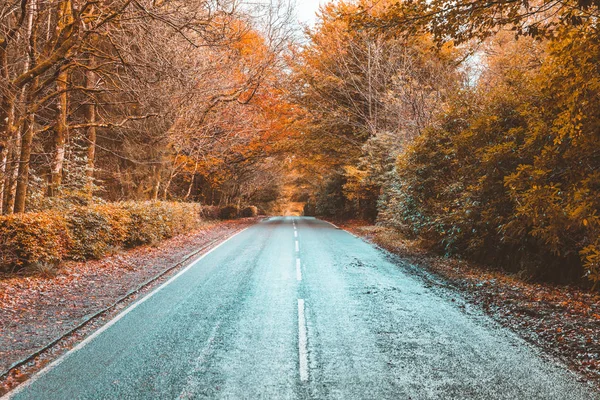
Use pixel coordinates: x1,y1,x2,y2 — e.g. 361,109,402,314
0,212,71,273
121,201,204,247
67,204,131,261
241,206,258,218
219,205,239,220
0,201,216,273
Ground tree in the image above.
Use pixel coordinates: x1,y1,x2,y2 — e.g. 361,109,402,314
0,0,294,213
288,0,460,220
354,0,600,43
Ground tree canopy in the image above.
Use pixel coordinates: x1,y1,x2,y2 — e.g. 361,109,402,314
290,0,600,286
1,0,599,286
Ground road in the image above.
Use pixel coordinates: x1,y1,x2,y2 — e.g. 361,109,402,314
6,217,598,399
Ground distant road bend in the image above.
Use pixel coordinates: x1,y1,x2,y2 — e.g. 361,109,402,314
5,217,598,399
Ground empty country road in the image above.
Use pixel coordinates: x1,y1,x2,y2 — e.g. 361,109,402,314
5,218,597,400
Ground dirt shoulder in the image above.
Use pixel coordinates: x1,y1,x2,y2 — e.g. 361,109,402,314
0,218,255,394
342,222,600,389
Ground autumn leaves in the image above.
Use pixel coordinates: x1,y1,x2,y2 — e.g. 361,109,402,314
287,0,600,286
0,1,294,214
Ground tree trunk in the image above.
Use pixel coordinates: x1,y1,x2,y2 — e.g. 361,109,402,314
2,97,20,214
48,69,69,197
14,112,34,213
0,147,7,215
184,162,198,200
0,47,10,165
162,171,174,200
0,90,16,214
149,165,161,200
13,0,37,214
47,1,75,197
84,61,97,198
4,128,22,214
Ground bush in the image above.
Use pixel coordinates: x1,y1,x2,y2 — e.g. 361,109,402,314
66,204,131,260
219,205,239,220
121,201,203,247
0,212,71,273
199,205,220,220
0,201,208,272
381,31,600,285
241,206,258,218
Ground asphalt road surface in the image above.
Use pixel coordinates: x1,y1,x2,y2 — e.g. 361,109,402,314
6,217,598,399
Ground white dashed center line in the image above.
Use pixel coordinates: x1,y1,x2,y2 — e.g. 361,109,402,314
296,258,302,281
297,299,309,382
295,240,299,253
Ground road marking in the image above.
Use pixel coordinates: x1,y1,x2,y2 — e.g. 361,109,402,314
3,227,250,400
323,220,359,238
297,299,309,382
324,220,340,229
294,231,298,238
296,258,302,281
295,240,299,252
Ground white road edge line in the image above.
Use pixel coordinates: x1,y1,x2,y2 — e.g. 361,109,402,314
296,258,302,281
325,220,340,229
323,220,359,238
297,299,309,382
295,240,300,252
3,227,250,400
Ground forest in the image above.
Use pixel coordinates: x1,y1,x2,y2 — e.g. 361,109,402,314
293,0,600,287
1,0,599,287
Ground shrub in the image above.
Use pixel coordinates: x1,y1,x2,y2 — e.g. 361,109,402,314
121,201,203,247
241,206,258,218
66,204,131,260
0,201,207,273
219,205,239,220
199,205,220,220
0,212,71,273
380,30,600,285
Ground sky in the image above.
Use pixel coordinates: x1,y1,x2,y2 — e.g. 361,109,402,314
295,0,327,25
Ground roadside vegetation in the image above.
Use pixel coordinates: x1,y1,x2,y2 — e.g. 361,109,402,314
0,202,207,274
292,0,600,288
0,0,298,277
0,1,295,220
